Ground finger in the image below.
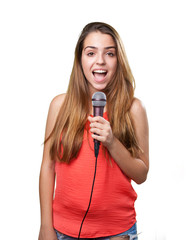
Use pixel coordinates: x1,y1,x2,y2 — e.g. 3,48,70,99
88,116,93,122
89,116,108,123
90,127,103,136
91,133,106,142
90,122,105,130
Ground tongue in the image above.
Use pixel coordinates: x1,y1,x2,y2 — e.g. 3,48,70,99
94,73,106,81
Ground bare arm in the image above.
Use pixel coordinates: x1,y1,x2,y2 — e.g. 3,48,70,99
39,94,65,240
88,98,149,184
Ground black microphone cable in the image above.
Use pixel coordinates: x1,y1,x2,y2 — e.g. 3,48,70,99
78,92,105,239
77,154,98,239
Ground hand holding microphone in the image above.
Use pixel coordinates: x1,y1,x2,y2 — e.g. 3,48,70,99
88,92,114,157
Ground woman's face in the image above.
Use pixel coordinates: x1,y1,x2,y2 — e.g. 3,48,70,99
81,31,117,95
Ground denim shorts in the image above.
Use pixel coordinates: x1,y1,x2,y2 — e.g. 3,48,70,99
55,222,138,240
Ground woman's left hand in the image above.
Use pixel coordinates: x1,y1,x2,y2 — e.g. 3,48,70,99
88,116,114,148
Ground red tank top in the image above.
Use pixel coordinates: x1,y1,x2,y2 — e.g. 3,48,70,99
53,112,137,238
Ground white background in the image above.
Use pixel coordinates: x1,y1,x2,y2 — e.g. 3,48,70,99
0,0,195,239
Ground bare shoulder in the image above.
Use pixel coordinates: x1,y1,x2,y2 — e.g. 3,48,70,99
50,93,66,111
47,93,66,118
45,93,66,137
130,97,147,118
130,97,149,136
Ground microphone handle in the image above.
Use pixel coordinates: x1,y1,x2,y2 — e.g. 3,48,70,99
93,106,104,158
93,106,104,118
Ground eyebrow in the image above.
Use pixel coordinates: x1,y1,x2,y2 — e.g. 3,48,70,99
84,46,116,51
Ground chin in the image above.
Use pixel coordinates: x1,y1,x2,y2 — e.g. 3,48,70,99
92,83,108,92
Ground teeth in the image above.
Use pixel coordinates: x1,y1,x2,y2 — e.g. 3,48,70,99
93,70,107,73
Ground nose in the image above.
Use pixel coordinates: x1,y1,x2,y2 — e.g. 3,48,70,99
96,53,105,65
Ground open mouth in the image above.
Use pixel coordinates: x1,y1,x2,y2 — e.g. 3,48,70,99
92,70,107,81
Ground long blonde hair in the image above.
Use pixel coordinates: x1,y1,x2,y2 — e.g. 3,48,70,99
47,22,140,163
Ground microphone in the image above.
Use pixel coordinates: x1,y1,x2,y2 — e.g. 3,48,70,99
92,92,107,158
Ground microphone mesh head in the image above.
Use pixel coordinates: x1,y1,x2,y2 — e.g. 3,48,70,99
92,92,106,107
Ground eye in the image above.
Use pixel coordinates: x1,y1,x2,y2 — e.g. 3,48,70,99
87,52,95,56
107,52,115,57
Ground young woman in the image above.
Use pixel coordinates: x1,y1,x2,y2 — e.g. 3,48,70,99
38,22,149,240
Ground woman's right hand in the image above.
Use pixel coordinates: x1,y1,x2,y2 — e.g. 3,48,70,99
38,226,58,240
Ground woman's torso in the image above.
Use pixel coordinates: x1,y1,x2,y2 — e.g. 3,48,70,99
53,112,137,238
